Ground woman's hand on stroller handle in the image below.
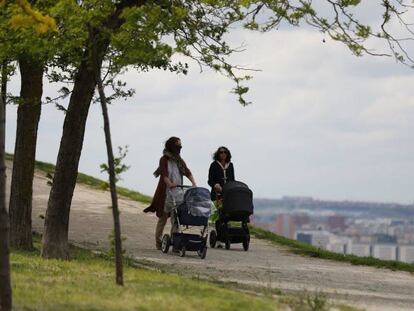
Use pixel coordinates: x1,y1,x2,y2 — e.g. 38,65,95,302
176,185,193,189
214,183,222,193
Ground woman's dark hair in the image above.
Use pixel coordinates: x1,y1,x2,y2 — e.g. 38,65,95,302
213,146,232,162
164,136,181,154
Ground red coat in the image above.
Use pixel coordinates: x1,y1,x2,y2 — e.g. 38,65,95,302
144,155,192,218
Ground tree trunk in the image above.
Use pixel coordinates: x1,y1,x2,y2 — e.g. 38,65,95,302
0,61,12,311
1,62,6,104
9,59,43,249
41,1,143,259
41,35,110,259
97,73,124,285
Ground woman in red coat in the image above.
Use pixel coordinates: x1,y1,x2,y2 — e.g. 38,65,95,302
144,137,197,250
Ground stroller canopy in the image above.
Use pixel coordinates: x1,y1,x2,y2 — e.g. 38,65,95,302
222,181,253,217
182,187,212,218
222,181,250,194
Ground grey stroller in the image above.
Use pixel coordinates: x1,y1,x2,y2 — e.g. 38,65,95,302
161,186,212,259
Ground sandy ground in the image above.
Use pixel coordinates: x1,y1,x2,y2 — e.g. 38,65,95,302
6,162,414,311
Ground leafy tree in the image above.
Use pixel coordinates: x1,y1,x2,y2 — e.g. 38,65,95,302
2,0,67,250
0,3,56,308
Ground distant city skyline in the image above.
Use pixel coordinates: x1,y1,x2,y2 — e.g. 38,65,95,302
256,195,414,206
252,198,414,262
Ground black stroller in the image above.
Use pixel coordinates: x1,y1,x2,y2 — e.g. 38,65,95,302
209,181,253,251
161,186,212,259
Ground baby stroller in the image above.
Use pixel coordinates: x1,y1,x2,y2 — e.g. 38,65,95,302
209,181,253,251
161,186,212,259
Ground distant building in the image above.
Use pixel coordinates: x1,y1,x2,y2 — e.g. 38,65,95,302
357,235,374,243
391,220,404,226
348,243,371,257
292,213,310,228
375,234,397,244
312,232,330,249
327,215,346,231
296,232,312,245
275,214,296,239
398,245,414,263
327,242,346,254
327,236,350,254
296,230,330,249
372,244,397,261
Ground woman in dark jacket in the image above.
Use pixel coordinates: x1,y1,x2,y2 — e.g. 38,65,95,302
208,146,235,201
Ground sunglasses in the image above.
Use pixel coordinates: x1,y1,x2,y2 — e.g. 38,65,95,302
219,150,227,154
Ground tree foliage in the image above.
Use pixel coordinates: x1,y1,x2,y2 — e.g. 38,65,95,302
244,1,414,66
1,0,56,33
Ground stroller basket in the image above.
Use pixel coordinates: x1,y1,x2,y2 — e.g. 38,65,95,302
172,233,206,252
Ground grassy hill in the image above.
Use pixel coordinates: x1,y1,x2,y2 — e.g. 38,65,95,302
5,153,152,204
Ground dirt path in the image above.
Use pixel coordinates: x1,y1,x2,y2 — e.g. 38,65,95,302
6,162,414,311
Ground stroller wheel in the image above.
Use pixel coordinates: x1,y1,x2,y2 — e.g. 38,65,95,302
209,230,217,248
179,246,186,257
225,240,231,250
243,235,250,251
243,239,250,251
161,234,170,253
198,247,207,259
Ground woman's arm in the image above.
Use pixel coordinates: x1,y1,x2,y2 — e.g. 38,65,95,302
187,174,197,187
208,162,217,188
229,163,235,181
209,162,222,192
182,159,196,186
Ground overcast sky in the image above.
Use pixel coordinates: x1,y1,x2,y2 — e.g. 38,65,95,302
5,22,414,204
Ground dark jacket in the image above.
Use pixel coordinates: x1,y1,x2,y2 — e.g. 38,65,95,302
208,161,235,201
144,155,192,218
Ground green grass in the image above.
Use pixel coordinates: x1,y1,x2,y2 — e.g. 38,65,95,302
11,240,280,311
250,226,414,273
11,238,362,311
5,152,152,204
